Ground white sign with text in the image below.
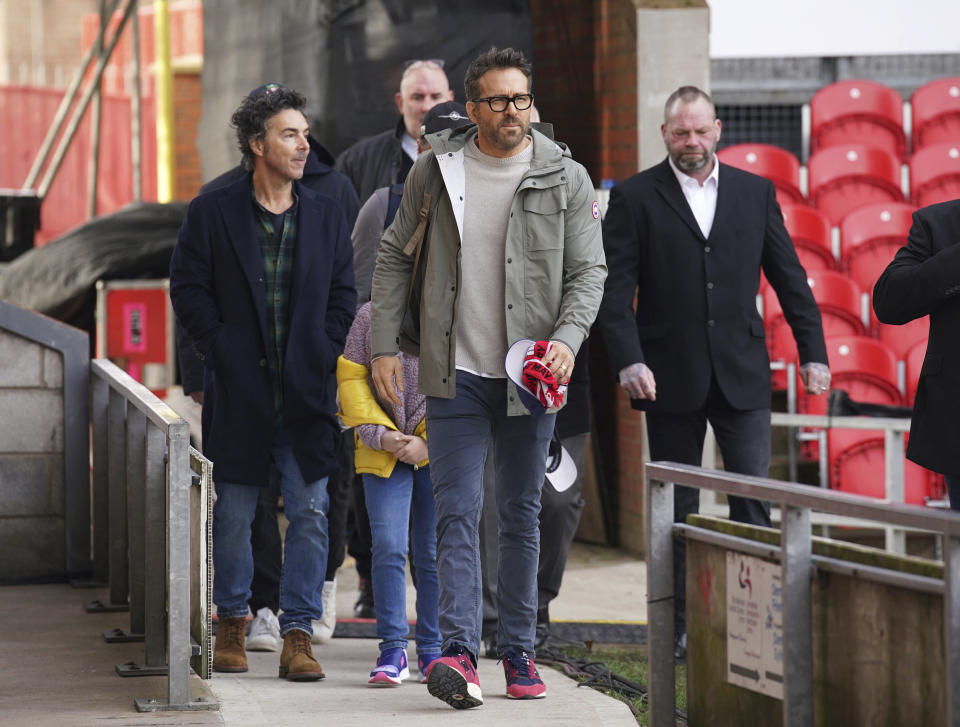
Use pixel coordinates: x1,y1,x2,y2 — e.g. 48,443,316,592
726,552,783,699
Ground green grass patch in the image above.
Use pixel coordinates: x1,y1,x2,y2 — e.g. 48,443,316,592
547,644,687,726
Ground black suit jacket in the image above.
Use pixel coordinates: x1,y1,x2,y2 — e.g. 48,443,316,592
873,199,960,475
169,176,356,486
596,158,827,413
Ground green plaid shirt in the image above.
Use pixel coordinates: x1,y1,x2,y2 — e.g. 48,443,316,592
252,186,299,418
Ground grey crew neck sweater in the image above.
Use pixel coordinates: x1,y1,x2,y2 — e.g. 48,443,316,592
455,137,533,377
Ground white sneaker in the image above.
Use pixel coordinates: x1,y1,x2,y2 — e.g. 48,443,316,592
311,578,337,644
246,607,281,652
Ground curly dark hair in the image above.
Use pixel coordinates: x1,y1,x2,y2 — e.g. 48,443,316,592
230,84,307,171
463,47,532,102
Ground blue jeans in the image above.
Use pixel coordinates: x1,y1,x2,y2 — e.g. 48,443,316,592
363,463,441,657
213,430,329,636
425,372,556,660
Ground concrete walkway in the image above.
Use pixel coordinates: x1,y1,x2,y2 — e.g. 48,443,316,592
0,544,645,726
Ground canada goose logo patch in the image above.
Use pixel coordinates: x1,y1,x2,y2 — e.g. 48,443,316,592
591,200,600,219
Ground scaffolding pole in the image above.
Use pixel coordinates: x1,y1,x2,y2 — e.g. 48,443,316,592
22,0,124,191
86,0,107,219
154,0,175,203
35,0,138,201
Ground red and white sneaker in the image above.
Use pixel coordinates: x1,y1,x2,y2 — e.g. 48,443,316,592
426,648,483,709
502,648,546,699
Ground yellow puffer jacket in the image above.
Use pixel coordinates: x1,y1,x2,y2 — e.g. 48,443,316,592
336,355,428,478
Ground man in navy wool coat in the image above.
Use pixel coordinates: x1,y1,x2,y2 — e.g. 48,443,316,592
169,83,355,681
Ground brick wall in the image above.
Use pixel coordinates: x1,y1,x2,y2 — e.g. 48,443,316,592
174,70,203,200
0,329,66,579
530,0,637,184
531,0,645,554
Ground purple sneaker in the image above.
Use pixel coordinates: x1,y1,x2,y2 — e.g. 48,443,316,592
368,647,409,686
502,648,546,699
418,652,442,683
427,648,483,709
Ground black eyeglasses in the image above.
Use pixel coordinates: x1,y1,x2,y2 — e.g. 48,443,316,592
472,93,534,112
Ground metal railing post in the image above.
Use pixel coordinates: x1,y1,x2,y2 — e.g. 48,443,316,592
786,361,798,483
108,389,129,607
88,389,130,613
90,376,109,583
646,476,675,727
781,505,813,727
168,420,192,706
645,460,960,726
884,429,907,554
122,407,147,639
91,359,217,711
945,535,960,727
144,422,169,668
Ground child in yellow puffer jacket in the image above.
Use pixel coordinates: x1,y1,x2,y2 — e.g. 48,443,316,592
337,302,441,686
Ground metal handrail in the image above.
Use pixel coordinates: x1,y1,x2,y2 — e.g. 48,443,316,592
644,461,960,727
89,359,216,712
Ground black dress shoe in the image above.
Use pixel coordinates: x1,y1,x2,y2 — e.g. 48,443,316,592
534,622,550,651
353,576,375,619
674,632,687,661
482,632,499,659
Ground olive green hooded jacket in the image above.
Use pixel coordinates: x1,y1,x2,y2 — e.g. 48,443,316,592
370,124,607,416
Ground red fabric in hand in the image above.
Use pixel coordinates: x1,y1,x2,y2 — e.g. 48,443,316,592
521,340,566,409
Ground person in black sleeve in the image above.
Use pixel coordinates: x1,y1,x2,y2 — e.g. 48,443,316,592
873,198,960,510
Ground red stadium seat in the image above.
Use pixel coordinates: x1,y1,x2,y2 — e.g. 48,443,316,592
795,334,900,463
911,77,960,150
909,142,960,208
904,338,928,407
763,271,865,389
828,429,937,505
808,145,904,225
874,316,928,362
781,204,836,272
718,144,805,207
811,80,906,159
797,334,902,417
839,201,915,293
820,334,902,406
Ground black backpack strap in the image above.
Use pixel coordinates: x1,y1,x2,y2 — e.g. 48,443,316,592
384,182,405,231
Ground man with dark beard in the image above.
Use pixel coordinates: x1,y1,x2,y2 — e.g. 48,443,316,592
369,47,606,708
596,85,830,661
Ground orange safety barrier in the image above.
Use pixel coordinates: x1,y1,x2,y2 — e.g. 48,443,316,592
0,85,157,244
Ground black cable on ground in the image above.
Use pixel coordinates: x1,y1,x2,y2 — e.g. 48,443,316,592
538,644,688,726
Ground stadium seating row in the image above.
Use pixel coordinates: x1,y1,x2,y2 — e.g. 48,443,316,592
809,77,960,158
719,141,960,223
762,267,928,379
795,334,942,505
727,79,956,507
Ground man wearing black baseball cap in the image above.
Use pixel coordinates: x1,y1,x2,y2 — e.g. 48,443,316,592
336,60,454,206
350,101,471,306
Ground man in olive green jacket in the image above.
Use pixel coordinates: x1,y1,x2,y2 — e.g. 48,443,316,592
369,47,605,709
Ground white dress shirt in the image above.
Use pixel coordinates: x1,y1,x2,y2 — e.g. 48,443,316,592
401,132,419,161
668,154,720,239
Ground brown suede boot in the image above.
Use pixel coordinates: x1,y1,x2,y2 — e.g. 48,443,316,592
279,628,325,681
213,616,248,673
